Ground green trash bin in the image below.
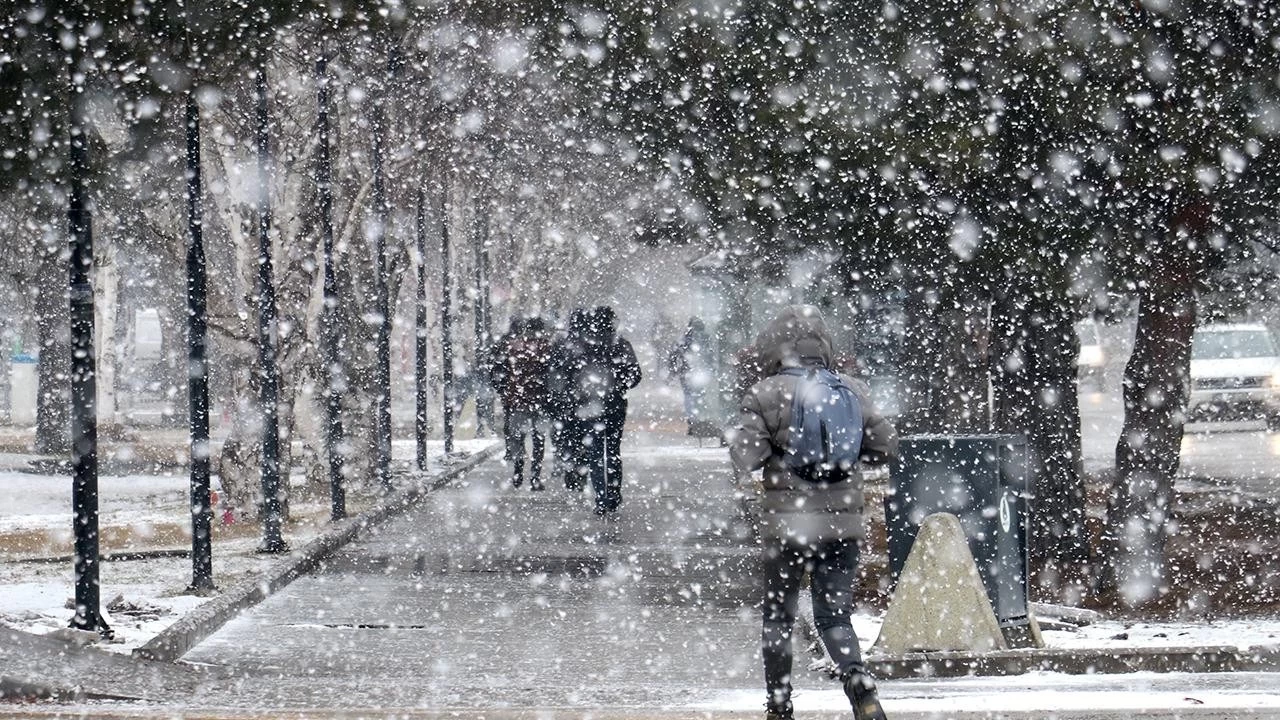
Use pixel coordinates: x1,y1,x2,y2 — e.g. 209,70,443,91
885,434,1033,646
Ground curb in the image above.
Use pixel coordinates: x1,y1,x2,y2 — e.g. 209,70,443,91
133,445,500,663
5,548,191,565
866,643,1280,679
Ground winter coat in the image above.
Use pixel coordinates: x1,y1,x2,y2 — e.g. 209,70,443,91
575,333,642,427
729,305,899,545
491,330,552,412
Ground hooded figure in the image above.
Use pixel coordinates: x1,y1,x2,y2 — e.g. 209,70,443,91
572,305,641,515
729,305,897,720
548,308,592,489
668,316,716,429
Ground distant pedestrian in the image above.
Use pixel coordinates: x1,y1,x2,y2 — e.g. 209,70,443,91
547,308,591,490
667,316,715,433
732,343,765,404
729,305,898,720
491,316,553,490
571,305,641,516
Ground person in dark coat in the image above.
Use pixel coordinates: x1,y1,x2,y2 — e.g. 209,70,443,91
730,305,898,720
547,308,591,490
571,305,641,516
491,316,553,490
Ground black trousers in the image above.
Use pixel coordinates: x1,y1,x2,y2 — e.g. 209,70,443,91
760,538,865,712
580,418,624,512
503,407,545,482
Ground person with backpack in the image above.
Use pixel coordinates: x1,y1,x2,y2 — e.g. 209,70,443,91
490,316,553,490
729,305,898,720
572,305,641,516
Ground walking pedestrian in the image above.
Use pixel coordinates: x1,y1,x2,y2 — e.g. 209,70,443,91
667,316,716,434
490,316,553,490
548,308,591,490
729,305,898,720
570,305,641,516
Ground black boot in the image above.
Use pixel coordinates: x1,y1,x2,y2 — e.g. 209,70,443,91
843,671,887,720
764,701,793,720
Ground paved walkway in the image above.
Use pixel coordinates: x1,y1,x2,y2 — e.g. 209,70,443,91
181,431,766,710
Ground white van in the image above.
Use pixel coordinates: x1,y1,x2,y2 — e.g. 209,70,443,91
1188,323,1280,429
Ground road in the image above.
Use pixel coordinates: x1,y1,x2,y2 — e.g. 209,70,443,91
1079,386,1280,496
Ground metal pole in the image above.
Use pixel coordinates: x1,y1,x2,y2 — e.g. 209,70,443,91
185,89,215,593
67,24,110,637
471,210,485,436
317,55,345,521
478,204,493,421
481,213,492,345
415,188,429,471
370,74,392,493
254,65,287,554
440,191,454,456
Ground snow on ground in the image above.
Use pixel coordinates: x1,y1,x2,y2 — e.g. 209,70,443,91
0,438,499,655
845,613,1280,657
0,539,287,654
0,470,211,533
1046,618,1280,651
701,676,1280,714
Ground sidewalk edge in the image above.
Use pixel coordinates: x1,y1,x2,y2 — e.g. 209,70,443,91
132,446,500,663
866,642,1280,679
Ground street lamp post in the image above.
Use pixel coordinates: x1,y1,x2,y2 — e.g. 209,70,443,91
440,193,454,456
415,188,430,471
254,64,287,554
66,20,110,637
316,54,345,521
370,74,392,493
184,87,215,593
472,206,492,431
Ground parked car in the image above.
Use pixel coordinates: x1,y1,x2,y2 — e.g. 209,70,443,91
1188,323,1280,429
1076,320,1106,389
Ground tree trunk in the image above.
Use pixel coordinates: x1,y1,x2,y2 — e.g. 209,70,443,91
1098,244,1198,607
898,278,989,434
991,283,1087,594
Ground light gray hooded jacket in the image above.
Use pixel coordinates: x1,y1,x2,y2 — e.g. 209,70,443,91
729,305,899,545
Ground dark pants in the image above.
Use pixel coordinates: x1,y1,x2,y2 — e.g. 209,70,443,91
552,415,584,490
761,538,865,713
580,418,624,513
504,407,545,484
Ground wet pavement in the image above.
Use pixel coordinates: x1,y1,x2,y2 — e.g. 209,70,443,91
182,432,767,710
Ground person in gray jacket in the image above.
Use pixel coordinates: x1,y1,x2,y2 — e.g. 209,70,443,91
730,305,898,720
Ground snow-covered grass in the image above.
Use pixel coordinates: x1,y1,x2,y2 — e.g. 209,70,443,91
0,470,200,533
1,539,291,654
0,438,498,655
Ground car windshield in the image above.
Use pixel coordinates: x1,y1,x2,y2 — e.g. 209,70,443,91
1192,329,1277,360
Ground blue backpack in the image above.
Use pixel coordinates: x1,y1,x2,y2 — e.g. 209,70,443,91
778,366,864,483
